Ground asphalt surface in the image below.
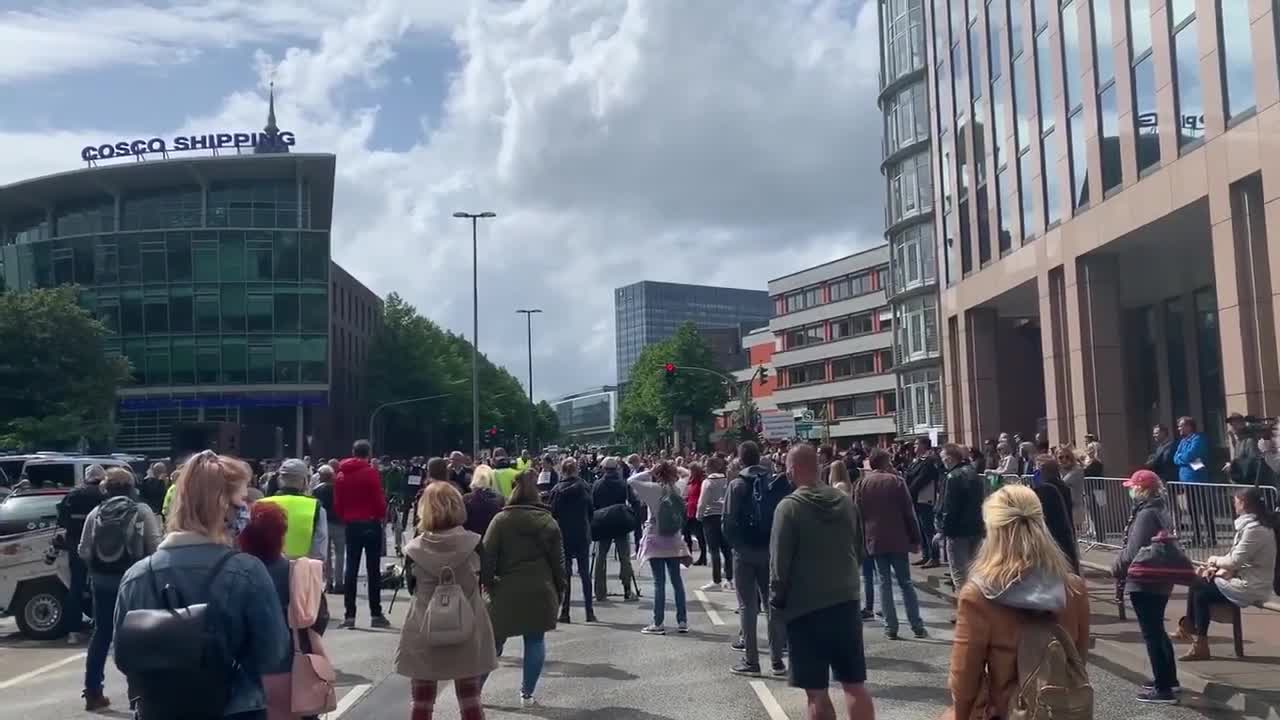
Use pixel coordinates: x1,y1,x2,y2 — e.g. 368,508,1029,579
0,550,1255,720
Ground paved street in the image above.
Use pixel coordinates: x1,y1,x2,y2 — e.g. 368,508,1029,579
0,556,1263,720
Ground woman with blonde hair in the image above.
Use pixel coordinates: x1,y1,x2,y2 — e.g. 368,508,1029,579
113,450,289,719
947,484,1090,720
396,482,497,719
463,465,504,537
482,469,565,707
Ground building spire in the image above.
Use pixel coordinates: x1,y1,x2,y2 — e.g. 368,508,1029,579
265,81,279,134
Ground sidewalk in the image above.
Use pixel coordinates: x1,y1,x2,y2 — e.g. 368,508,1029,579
912,551,1280,720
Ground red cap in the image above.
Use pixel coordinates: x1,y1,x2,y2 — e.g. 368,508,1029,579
1124,469,1160,490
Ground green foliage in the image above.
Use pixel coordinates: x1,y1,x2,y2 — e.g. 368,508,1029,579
0,287,130,450
366,293,544,456
534,400,560,446
616,322,731,448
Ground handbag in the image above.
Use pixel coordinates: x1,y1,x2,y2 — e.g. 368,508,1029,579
291,628,337,715
1126,530,1198,585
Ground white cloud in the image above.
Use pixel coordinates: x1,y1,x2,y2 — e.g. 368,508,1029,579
0,0,886,402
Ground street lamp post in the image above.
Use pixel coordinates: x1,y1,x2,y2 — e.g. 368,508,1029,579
516,308,542,450
453,210,497,460
368,392,455,452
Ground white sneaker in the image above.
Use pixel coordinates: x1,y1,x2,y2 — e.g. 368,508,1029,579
677,622,689,633
520,695,538,708
700,581,721,591
640,624,666,635
725,580,734,591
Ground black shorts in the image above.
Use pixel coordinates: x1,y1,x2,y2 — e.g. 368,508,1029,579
786,600,867,690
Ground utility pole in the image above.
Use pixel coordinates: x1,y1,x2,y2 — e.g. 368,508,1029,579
516,308,542,451
452,211,497,459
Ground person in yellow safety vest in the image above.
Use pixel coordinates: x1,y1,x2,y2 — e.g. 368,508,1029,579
491,447,521,498
257,458,329,560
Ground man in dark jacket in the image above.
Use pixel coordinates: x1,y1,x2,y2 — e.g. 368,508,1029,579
334,439,389,629
1145,424,1179,487
447,451,473,495
724,441,790,677
311,465,343,592
904,438,943,568
57,464,107,641
590,457,637,601
937,444,984,597
857,450,927,639
550,458,596,623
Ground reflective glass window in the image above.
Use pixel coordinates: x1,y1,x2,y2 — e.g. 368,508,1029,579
1013,56,1031,151
1220,3,1255,120
1035,30,1055,131
145,343,169,385
249,344,274,384
166,233,191,281
220,232,244,281
300,233,329,282
973,98,988,183
222,338,247,385
987,0,1004,77
247,232,273,281
1009,0,1025,57
192,233,218,283
1133,53,1160,171
959,198,972,274
274,289,300,333
247,291,273,332
273,232,300,281
1042,127,1061,226
993,77,1008,167
170,287,193,333
221,285,245,332
301,337,327,383
1169,0,1194,26
1099,83,1122,193
141,240,166,280
969,22,982,98
1061,1,1082,109
1173,17,1203,150
1128,0,1151,56
144,295,168,333
195,292,219,332
275,337,300,383
1069,109,1088,208
121,291,143,335
1033,0,1050,32
1019,150,1036,239
172,339,195,385
996,167,1013,253
1092,0,1113,83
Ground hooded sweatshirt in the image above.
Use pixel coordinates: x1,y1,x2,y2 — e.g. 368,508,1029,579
696,473,728,519
334,457,386,524
768,484,862,624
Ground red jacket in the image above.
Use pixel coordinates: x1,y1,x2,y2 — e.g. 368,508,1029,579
334,457,386,524
685,477,702,519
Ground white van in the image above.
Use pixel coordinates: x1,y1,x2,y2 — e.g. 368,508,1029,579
18,455,131,488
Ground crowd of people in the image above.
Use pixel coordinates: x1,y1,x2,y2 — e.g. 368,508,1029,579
48,423,1280,720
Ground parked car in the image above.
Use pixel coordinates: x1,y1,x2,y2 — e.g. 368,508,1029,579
0,487,67,536
17,455,130,489
0,525,82,639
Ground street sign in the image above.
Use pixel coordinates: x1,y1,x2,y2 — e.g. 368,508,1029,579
795,422,816,439
800,409,816,423
760,412,796,440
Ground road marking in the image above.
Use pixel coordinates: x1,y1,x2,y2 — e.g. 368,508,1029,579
749,679,790,720
694,589,725,626
0,652,86,690
327,682,372,719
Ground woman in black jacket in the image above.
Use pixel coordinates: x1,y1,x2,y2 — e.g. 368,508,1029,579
1029,459,1079,571
549,458,596,624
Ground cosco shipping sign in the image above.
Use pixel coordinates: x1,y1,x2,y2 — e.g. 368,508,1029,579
81,131,296,162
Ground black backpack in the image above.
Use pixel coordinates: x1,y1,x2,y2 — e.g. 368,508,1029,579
743,471,788,546
90,496,145,575
115,551,240,720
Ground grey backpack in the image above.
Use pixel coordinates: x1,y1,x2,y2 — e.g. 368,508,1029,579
422,565,474,646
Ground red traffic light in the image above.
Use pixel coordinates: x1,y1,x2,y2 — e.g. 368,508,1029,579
664,363,677,375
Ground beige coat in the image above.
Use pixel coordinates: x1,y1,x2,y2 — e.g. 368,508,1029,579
1208,514,1278,607
394,528,498,681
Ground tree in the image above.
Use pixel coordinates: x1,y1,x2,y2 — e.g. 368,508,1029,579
616,322,731,449
0,287,130,450
534,400,560,446
366,293,534,456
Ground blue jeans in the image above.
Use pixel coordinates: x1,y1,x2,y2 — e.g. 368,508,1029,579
861,556,876,611
649,558,688,627
85,574,120,692
497,633,546,698
872,553,924,634
64,552,88,634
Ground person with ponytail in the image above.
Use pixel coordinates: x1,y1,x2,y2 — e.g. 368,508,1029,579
1176,486,1279,661
947,484,1090,719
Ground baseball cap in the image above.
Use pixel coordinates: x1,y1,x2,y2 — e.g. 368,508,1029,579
1123,469,1160,490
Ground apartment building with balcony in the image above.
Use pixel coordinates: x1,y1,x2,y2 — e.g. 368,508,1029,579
767,246,898,446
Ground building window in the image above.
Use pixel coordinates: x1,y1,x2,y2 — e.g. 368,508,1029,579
787,363,825,386
1060,1,1082,111
890,224,936,293
969,21,982,102
987,0,1004,81
992,76,1008,169
852,353,877,376
1034,27,1055,133
954,43,969,120
1218,2,1255,121
996,167,1013,253
784,287,821,313
882,391,898,414
977,184,992,265
1032,0,1050,33
1042,127,1061,227
1012,56,1032,152
1128,0,1151,56
1009,0,1025,59
1132,52,1161,172
898,367,944,431
880,349,895,371
959,198,972,274
884,0,927,85
940,132,954,212
832,357,854,379
1069,109,1088,209
833,394,879,419
1092,0,1114,85
833,312,875,339
1098,83,1121,194
885,83,931,155
1172,11,1203,151
894,295,939,362
888,152,934,223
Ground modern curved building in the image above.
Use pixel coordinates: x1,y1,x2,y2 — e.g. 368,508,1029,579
0,113,377,457
879,0,946,439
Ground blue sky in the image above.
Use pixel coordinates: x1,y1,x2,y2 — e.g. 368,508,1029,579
0,0,884,400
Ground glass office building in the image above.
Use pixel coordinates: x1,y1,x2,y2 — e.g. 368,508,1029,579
553,387,618,442
614,281,773,385
0,152,339,456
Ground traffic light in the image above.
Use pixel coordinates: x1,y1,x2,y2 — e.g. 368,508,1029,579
757,365,769,386
664,362,678,384
487,426,499,440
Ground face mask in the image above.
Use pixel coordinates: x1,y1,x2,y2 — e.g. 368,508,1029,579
1128,487,1138,500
